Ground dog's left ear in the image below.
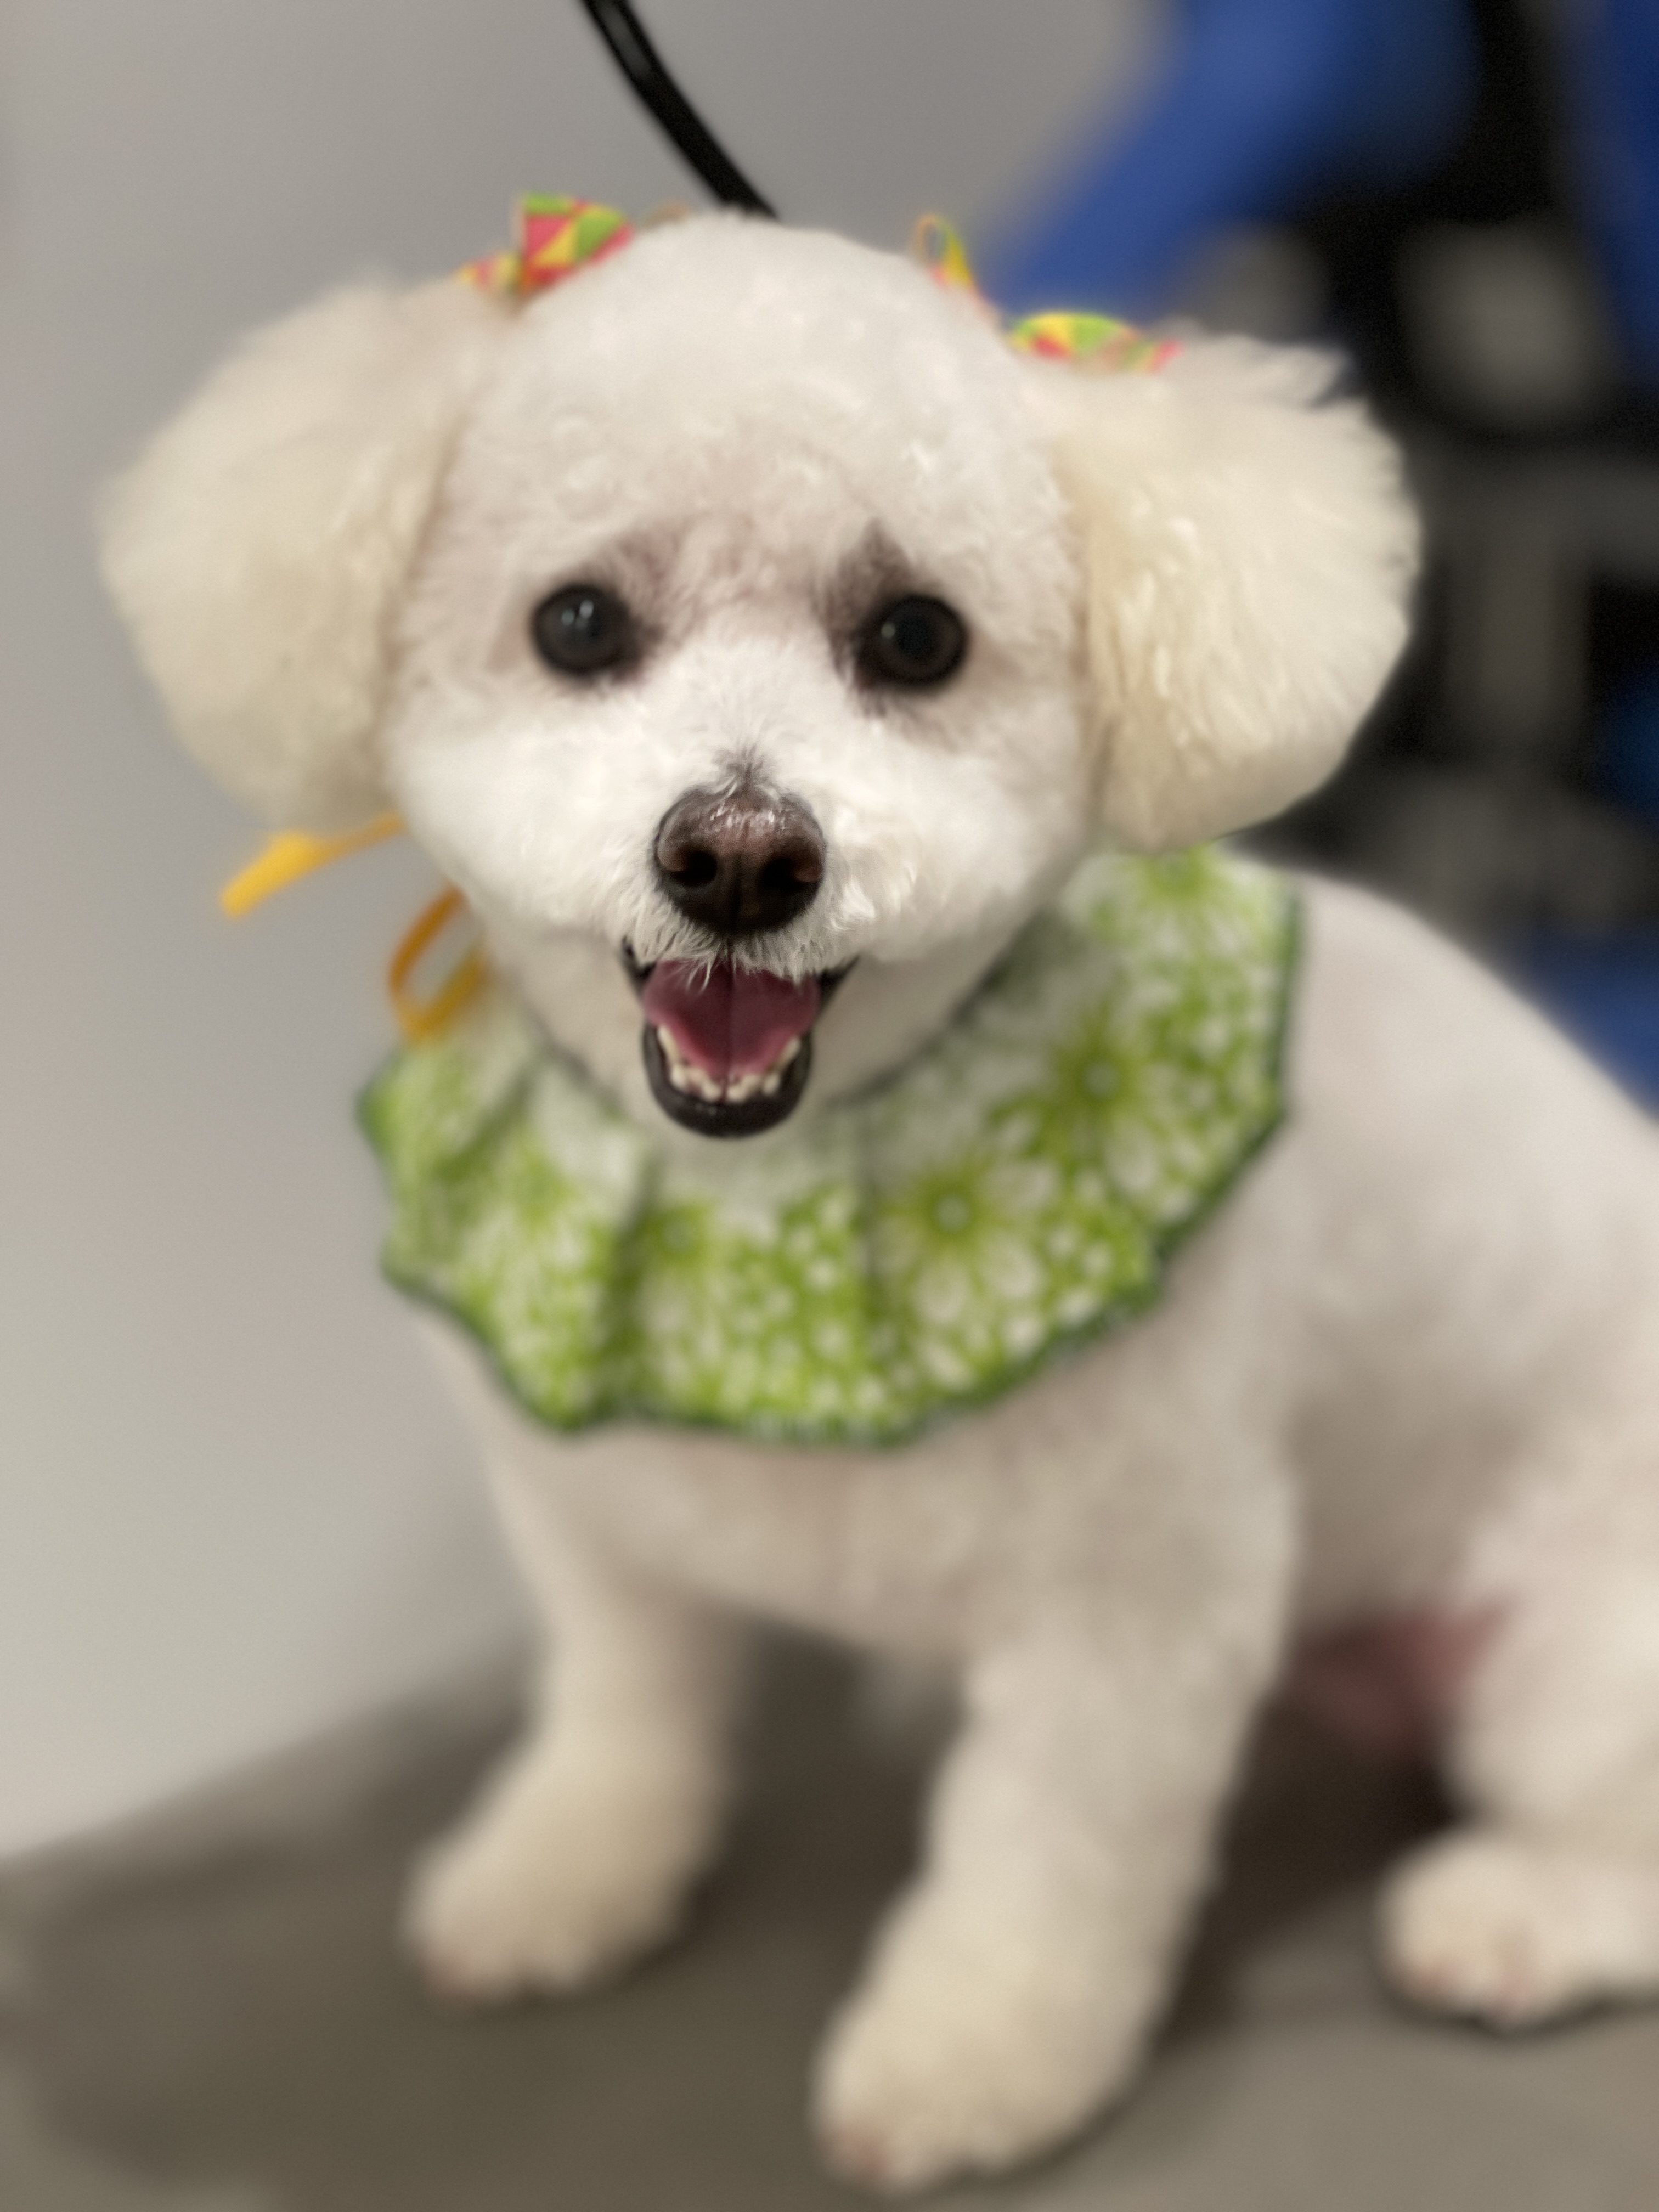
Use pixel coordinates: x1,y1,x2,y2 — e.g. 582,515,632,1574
101,279,509,834
1032,338,1419,852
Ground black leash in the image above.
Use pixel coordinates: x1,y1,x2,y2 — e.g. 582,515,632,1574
576,0,777,216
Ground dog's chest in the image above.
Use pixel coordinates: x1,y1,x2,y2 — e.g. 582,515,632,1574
503,1341,1143,1651
431,1191,1279,1661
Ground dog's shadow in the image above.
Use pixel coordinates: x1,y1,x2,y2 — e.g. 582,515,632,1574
4,1638,1446,2212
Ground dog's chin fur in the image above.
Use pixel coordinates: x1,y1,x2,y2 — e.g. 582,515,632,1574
481,909,1036,1150
101,211,1659,2197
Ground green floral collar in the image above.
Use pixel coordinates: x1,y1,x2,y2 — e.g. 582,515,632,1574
359,848,1299,1449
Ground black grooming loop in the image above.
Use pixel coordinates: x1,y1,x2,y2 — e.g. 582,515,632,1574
578,0,777,216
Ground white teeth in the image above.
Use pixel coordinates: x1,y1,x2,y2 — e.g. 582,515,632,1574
654,1023,806,1107
657,1028,724,1101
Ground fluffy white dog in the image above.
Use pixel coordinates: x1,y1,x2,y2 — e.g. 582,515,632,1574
104,212,1659,2192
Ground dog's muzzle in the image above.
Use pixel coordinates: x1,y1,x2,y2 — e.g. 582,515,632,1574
629,780,843,1137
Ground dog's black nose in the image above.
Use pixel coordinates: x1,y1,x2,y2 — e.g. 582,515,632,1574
654,783,825,938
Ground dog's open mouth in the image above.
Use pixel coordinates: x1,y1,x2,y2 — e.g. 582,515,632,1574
626,954,845,1137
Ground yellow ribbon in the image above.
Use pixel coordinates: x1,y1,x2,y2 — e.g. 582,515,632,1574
385,887,490,1043
220,817,487,1043
218,814,404,916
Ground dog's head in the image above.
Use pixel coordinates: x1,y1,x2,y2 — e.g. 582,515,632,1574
104,214,1415,1139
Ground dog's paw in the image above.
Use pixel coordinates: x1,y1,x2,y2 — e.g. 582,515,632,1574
1380,1827,1659,2030
810,1903,1139,2194
402,1769,707,2004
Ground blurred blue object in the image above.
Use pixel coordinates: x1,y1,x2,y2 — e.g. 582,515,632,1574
981,0,1480,318
1598,664,1659,823
1558,0,1659,381
1515,929,1659,1107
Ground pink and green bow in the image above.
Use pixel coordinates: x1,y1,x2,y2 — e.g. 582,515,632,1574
459,195,1176,375
460,194,635,297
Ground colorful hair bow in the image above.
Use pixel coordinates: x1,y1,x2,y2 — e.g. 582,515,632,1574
911,213,1179,374
454,198,1180,382
459,194,635,298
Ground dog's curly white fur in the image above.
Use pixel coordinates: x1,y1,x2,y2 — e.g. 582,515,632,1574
103,215,1659,2192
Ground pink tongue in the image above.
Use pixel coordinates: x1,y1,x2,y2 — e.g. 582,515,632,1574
641,961,820,1081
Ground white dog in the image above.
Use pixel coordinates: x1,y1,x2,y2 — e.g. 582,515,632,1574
103,211,1659,2193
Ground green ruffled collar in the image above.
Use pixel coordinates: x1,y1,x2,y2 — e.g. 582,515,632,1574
359,848,1299,1449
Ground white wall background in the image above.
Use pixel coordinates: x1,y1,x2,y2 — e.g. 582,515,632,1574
0,0,1156,1857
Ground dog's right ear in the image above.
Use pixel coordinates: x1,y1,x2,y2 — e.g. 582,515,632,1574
1029,337,1418,853
101,280,509,832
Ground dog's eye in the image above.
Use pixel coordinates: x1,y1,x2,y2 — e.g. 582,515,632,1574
530,583,638,677
858,595,968,689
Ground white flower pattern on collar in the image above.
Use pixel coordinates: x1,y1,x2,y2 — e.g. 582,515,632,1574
359,848,1299,1448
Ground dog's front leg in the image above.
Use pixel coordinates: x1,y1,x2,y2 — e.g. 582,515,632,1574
403,1510,747,2004
814,1497,1294,2193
